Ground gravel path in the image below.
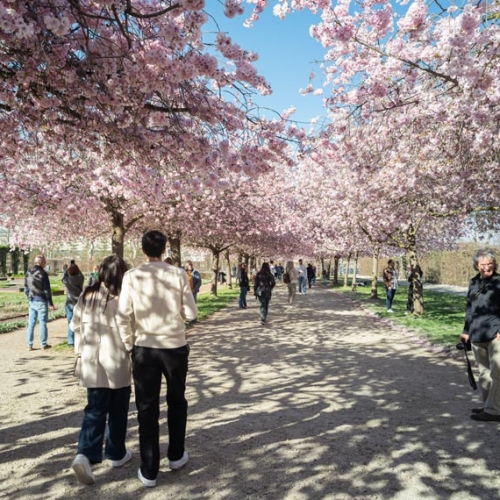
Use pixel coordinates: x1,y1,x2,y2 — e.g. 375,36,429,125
1,284,498,500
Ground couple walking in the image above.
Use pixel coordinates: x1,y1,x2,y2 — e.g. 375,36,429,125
71,231,197,488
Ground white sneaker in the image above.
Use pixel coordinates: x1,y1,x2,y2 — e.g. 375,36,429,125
138,468,156,487
169,451,189,470
112,449,132,468
72,454,95,485
387,309,394,313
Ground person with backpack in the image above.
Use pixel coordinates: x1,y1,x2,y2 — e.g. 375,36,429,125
254,262,276,325
284,261,299,307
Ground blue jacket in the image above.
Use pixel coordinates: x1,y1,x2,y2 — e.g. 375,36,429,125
191,269,201,294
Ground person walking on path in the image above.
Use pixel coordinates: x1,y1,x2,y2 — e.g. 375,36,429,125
70,256,132,485
25,254,55,351
62,263,84,347
254,262,276,325
238,263,250,309
284,260,299,307
117,230,198,488
459,248,500,422
185,260,202,302
307,263,315,289
382,259,398,313
297,259,307,295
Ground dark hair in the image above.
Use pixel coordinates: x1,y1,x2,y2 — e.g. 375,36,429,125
260,262,271,273
82,255,128,309
67,264,81,276
142,230,167,258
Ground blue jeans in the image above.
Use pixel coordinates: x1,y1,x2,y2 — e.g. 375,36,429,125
26,300,49,347
298,276,307,294
77,386,131,463
66,303,75,346
239,287,248,308
258,294,271,322
132,345,189,481
385,287,396,310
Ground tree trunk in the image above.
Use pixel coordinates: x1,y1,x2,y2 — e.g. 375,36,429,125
351,251,359,291
210,248,220,296
407,226,424,315
88,241,95,262
105,206,126,258
344,253,351,287
370,247,379,299
225,249,232,289
168,231,182,266
333,256,340,285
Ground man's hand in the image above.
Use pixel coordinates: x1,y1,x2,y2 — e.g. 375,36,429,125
49,305,56,311
459,333,470,343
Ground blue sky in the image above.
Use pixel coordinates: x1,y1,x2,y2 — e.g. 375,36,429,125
213,6,328,126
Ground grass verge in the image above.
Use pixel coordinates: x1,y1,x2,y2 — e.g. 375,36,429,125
334,283,467,349
0,294,67,334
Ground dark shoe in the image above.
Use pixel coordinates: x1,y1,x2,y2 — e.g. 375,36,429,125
42,344,52,350
470,411,500,422
471,407,484,414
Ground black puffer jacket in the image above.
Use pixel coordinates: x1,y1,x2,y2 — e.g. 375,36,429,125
24,265,54,306
464,273,500,343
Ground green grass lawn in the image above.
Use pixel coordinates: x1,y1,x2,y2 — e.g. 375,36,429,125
335,283,467,349
0,285,239,336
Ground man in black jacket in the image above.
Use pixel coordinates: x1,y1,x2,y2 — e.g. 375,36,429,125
460,248,500,421
25,254,55,351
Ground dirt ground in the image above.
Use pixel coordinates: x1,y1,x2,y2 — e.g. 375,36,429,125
1,283,499,500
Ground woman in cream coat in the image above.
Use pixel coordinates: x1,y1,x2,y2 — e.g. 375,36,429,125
70,256,132,485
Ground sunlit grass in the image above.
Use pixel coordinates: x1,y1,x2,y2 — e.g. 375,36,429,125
334,283,466,348
194,286,239,322
0,291,67,334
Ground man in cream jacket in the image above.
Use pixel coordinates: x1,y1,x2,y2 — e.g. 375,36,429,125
117,230,197,488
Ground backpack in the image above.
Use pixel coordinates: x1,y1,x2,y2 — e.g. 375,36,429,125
283,272,291,284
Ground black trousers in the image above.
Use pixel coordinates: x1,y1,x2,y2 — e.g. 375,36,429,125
132,345,189,480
